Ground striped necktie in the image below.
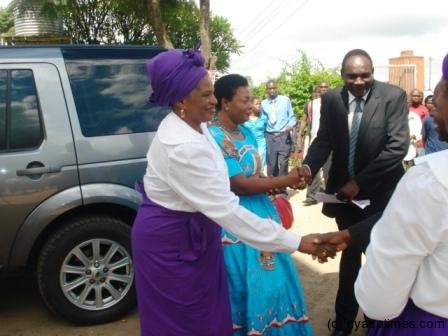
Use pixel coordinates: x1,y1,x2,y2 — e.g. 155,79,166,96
348,97,363,177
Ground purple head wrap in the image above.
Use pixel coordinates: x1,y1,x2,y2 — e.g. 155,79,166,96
443,53,448,81
146,45,208,107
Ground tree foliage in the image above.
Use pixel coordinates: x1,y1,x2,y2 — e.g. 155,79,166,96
210,16,241,71
0,6,14,35
146,0,241,71
8,0,241,72
252,51,343,116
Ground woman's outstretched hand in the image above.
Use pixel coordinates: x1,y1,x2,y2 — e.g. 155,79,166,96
298,231,351,263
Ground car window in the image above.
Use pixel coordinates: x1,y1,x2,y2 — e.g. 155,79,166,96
0,69,43,152
65,59,169,137
0,70,6,150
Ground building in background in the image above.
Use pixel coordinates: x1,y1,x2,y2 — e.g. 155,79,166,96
388,50,425,94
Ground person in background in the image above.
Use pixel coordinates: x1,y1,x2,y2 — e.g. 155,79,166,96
297,81,332,206
409,88,429,120
298,49,409,336
210,73,313,336
297,85,321,157
425,94,435,111
354,52,448,335
261,80,296,197
244,96,268,170
422,95,448,154
409,88,429,156
131,47,335,336
403,109,422,168
290,86,321,166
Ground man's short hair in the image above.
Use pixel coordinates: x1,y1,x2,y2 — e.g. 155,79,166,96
341,49,373,71
266,79,276,87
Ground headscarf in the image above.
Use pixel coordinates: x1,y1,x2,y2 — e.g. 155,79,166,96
146,45,208,107
443,53,448,80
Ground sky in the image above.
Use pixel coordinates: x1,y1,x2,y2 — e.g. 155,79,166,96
207,0,448,91
2,0,446,91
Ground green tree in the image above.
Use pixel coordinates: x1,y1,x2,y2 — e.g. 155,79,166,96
63,0,115,44
210,16,241,71
252,51,343,117
110,0,150,44
8,0,241,72
146,0,241,72
0,6,14,36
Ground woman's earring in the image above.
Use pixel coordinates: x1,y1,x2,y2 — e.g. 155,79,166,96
180,109,186,119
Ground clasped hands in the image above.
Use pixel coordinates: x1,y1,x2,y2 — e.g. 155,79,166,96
284,166,312,190
287,165,312,190
298,230,351,263
294,166,360,202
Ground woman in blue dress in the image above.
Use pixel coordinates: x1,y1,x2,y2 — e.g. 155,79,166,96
244,97,268,170
209,74,313,336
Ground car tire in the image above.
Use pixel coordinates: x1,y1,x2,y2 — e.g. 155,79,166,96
37,215,136,325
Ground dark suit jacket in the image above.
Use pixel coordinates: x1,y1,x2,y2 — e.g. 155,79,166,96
348,211,383,251
303,80,409,220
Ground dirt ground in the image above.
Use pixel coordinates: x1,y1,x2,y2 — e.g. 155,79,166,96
0,189,367,336
288,190,366,336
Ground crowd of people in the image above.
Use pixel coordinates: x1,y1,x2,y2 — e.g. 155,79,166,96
130,45,448,336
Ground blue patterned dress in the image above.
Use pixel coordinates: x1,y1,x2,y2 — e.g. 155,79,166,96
209,124,313,336
244,114,268,170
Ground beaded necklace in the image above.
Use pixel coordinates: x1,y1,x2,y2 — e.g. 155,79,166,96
214,120,242,137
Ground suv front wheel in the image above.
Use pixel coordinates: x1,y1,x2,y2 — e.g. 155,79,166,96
37,215,136,325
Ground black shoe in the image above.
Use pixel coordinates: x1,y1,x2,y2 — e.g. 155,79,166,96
302,198,317,206
329,330,351,336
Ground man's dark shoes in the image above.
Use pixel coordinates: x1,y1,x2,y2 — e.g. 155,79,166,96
329,330,351,336
302,197,317,206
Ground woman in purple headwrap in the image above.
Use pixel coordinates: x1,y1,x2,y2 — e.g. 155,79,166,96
353,53,448,335
131,47,335,336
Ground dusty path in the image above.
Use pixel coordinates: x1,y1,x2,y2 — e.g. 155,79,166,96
289,189,366,336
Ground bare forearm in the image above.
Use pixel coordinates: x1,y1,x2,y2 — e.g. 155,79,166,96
231,175,296,195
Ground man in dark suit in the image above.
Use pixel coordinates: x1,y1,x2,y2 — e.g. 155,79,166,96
299,49,409,336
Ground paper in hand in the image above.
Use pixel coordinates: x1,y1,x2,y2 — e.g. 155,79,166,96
312,192,370,209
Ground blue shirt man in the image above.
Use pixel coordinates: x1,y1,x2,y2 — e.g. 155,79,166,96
422,115,448,154
261,94,296,133
261,80,296,194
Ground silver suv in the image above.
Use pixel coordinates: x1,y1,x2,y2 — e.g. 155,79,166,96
0,45,168,324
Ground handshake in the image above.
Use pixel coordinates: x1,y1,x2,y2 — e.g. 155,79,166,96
297,230,351,263
285,166,313,190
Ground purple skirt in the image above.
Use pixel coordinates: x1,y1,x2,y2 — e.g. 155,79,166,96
131,191,232,336
368,300,447,336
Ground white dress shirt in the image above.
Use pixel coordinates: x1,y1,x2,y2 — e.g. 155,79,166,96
309,97,321,141
144,112,301,253
355,149,448,320
347,91,367,132
404,111,423,161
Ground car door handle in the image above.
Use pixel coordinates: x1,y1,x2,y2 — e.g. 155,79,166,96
16,166,62,176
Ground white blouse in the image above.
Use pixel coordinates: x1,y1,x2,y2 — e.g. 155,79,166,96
355,149,448,319
143,112,301,253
